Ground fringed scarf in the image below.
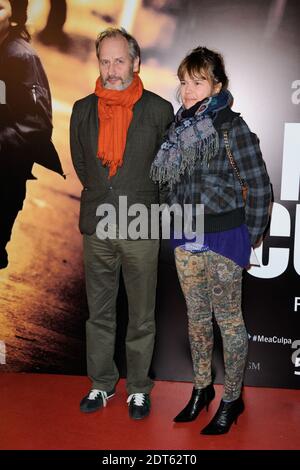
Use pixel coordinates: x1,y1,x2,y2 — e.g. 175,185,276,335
150,89,233,189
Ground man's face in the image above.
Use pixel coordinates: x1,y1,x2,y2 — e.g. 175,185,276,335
98,35,139,90
0,0,11,42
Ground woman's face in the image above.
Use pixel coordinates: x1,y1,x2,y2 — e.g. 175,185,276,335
0,0,11,42
180,71,221,109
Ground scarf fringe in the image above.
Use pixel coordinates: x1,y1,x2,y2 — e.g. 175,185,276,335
150,132,219,189
151,89,232,189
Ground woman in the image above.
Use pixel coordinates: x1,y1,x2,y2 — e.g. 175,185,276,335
0,0,64,269
151,47,271,434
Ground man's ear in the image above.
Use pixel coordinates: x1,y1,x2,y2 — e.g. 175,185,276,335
133,57,140,73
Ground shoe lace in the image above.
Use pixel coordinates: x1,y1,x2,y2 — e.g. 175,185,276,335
127,393,145,406
88,389,109,407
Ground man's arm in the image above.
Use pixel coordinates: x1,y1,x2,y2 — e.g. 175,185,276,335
158,101,174,149
0,54,53,155
157,101,174,205
70,101,86,186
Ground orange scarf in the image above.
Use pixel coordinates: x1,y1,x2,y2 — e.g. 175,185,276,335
94,73,143,178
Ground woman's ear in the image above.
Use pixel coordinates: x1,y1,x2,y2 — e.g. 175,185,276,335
214,82,222,94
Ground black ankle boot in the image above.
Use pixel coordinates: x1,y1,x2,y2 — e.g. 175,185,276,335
200,396,244,435
173,384,215,422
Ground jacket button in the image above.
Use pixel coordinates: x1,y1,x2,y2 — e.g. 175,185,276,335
109,186,113,190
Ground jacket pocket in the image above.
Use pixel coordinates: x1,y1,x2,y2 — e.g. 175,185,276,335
200,173,238,212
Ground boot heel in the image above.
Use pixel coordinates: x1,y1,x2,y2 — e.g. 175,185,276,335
205,388,215,412
206,398,212,412
234,408,243,424
201,396,244,435
173,384,215,422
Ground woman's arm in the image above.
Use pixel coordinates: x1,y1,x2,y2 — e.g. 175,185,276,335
230,117,272,245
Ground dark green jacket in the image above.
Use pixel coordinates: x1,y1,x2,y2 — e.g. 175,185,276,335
70,89,173,235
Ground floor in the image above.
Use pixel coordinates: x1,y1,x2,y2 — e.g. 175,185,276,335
0,373,299,451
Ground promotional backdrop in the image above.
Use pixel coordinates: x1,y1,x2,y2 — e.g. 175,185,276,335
0,0,299,389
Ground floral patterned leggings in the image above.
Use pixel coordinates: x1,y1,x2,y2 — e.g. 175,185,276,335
175,247,248,401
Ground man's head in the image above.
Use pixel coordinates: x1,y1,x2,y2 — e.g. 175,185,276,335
0,0,30,41
0,0,11,44
95,28,140,90
9,0,28,26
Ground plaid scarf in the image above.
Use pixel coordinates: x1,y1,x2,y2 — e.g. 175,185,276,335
151,89,233,189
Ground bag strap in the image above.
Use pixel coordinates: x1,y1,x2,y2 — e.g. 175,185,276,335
223,130,247,189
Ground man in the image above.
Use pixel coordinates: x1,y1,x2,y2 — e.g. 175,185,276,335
37,0,69,50
0,0,64,269
70,27,173,420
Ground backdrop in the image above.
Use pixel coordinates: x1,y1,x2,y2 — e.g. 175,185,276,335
0,0,299,389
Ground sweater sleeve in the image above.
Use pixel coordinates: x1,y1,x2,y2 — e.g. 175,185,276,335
230,117,271,245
